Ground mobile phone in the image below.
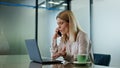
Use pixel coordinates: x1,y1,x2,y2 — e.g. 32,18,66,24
58,31,62,36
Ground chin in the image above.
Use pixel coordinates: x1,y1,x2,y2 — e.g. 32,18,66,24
62,33,66,35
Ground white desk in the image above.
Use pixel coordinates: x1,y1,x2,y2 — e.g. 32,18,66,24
0,55,116,68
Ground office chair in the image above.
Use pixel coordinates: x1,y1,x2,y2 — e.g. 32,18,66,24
93,53,111,66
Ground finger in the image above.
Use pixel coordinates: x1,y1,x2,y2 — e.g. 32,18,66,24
55,27,59,32
62,46,66,52
52,55,57,59
52,53,60,59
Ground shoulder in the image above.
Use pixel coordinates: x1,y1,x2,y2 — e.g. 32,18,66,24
75,30,89,42
77,30,87,38
75,30,89,46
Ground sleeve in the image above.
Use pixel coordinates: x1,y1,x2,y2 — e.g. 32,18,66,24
78,32,89,54
50,39,58,54
63,43,74,62
50,39,63,56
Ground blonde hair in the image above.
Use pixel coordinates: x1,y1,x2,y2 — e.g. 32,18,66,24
56,10,83,43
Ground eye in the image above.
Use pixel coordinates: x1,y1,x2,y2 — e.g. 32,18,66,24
60,22,64,25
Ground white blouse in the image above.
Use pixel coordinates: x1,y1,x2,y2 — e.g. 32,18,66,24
51,30,93,62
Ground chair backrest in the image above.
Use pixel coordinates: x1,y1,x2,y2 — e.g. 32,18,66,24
93,53,111,66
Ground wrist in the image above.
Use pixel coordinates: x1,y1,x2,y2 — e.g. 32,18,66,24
52,38,57,42
53,35,57,40
60,52,66,57
63,52,66,57
62,52,66,58
58,52,61,56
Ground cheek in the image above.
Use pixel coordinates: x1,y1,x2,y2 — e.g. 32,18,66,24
61,24,69,32
65,26,69,31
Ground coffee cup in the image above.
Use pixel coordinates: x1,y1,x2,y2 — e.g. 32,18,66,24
77,54,88,62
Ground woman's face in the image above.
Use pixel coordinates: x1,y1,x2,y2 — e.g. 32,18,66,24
57,18,69,35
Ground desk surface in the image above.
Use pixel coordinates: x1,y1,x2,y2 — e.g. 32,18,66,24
0,55,116,68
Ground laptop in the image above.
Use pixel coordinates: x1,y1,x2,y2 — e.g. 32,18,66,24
25,39,62,64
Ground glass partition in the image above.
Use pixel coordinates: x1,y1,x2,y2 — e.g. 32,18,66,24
0,0,35,55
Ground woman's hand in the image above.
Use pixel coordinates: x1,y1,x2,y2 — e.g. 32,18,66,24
52,46,66,59
52,52,61,59
58,46,66,57
52,27,61,40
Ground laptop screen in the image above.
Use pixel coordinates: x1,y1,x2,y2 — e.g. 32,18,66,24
25,39,42,62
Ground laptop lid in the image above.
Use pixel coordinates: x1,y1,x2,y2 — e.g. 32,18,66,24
25,39,42,63
25,39,62,63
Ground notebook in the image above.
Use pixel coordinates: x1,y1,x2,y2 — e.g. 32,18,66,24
25,39,62,64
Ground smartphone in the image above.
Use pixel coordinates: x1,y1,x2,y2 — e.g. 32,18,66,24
58,31,62,36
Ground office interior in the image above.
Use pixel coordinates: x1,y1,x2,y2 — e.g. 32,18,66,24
0,0,120,67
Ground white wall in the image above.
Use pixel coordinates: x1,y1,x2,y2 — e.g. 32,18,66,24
71,0,90,38
92,0,120,67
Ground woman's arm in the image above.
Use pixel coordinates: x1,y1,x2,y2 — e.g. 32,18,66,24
51,38,66,59
50,39,58,58
78,31,89,54
51,28,61,59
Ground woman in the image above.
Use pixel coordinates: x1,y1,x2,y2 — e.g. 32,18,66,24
50,10,93,62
